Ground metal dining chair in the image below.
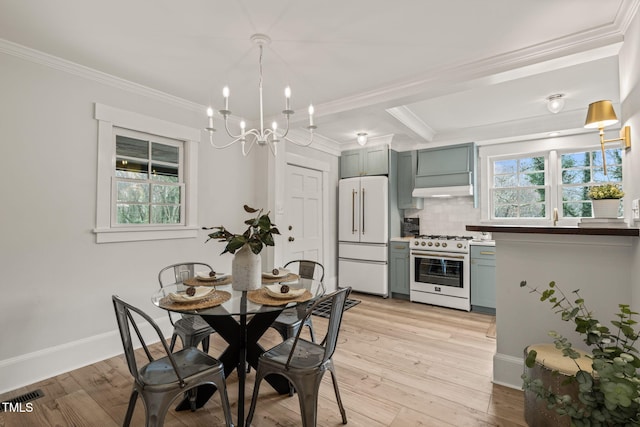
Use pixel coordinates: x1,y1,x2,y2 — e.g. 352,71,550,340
112,295,234,427
246,287,351,427
158,262,216,353
270,260,324,343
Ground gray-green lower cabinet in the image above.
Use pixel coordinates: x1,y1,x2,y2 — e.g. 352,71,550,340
390,241,410,298
470,245,496,314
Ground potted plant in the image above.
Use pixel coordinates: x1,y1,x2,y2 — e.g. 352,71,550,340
204,205,280,290
521,280,640,427
588,183,624,218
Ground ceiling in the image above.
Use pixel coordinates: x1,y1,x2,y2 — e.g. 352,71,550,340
0,0,637,151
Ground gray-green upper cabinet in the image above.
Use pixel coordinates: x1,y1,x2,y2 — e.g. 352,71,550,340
340,146,389,178
397,151,423,209
416,143,475,184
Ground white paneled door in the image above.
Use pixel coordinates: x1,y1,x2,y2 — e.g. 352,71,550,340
283,164,323,264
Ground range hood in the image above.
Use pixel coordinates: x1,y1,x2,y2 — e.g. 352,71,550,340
412,185,473,198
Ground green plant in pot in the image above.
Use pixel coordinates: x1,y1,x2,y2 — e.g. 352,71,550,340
204,205,280,290
521,280,640,426
588,183,624,200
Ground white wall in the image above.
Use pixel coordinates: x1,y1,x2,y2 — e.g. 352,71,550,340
0,50,263,392
619,3,640,311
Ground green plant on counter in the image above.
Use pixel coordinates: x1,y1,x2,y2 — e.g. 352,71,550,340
588,183,624,200
520,280,640,427
203,205,280,255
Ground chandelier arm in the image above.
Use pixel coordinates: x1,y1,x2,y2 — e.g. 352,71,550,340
209,132,246,150
285,130,315,147
267,140,277,156
223,118,246,140
242,138,257,157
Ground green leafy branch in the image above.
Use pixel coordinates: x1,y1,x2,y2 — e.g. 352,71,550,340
520,280,640,426
203,205,280,255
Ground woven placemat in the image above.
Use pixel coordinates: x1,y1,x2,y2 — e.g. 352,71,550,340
247,287,312,306
260,273,300,284
158,290,231,310
184,276,232,287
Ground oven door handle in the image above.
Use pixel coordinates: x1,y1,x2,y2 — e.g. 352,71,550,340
411,252,466,260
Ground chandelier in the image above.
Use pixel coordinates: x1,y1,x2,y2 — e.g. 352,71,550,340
206,34,316,156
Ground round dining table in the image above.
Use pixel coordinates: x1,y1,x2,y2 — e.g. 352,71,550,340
151,277,325,427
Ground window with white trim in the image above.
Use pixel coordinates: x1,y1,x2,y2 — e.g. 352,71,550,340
488,146,623,222
94,103,200,243
114,129,184,226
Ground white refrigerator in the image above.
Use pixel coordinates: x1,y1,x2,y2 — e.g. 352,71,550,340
338,175,388,297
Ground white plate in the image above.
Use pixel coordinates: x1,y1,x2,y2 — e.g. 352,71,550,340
196,271,228,281
264,284,305,299
169,287,216,303
262,268,291,279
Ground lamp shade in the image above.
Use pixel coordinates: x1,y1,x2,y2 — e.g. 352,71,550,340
584,100,619,129
546,94,565,114
356,132,368,146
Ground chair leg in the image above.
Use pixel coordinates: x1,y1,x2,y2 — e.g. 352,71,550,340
245,367,266,426
123,388,138,427
169,333,178,352
201,336,210,353
294,371,324,427
142,390,177,427
306,321,316,343
214,372,235,427
328,362,347,424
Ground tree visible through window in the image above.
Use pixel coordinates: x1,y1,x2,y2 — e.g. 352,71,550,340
114,132,183,225
492,156,546,218
560,147,622,218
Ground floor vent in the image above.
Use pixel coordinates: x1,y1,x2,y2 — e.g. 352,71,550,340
0,389,44,412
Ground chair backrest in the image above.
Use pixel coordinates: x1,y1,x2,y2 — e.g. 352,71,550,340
112,295,185,386
158,262,215,288
283,260,325,282
286,287,351,368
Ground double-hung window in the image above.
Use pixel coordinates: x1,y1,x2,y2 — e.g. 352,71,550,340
487,144,623,223
114,130,184,226
94,103,200,243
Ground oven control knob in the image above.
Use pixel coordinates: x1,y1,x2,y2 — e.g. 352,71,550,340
435,242,440,247
414,241,419,246
442,242,447,248
427,241,432,246
457,243,463,248
421,241,427,246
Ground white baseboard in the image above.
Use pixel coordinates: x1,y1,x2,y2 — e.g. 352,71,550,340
0,316,172,395
492,352,525,390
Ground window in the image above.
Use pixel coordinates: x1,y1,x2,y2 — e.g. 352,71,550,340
94,103,200,243
560,148,623,218
114,130,184,226
492,155,546,218
488,145,623,223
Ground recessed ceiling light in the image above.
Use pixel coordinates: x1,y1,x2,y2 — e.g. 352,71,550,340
546,94,565,114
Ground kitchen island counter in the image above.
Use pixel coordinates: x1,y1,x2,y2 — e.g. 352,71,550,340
466,224,639,237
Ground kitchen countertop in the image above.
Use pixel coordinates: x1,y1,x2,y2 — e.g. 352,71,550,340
466,224,639,237
470,240,495,246
390,236,413,242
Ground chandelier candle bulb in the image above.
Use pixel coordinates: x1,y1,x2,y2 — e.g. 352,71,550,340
285,86,291,110
222,86,230,111
308,104,314,126
206,107,214,129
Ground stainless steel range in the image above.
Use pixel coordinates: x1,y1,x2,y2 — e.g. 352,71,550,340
409,235,472,311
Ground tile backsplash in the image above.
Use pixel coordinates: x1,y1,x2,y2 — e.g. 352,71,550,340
404,197,482,238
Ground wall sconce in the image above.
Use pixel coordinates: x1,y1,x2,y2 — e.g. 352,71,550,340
546,94,565,114
356,132,368,146
584,100,631,175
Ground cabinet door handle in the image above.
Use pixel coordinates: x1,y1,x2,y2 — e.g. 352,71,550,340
351,190,357,234
480,251,495,255
361,188,365,234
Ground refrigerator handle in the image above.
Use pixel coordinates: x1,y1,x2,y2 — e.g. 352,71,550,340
362,188,365,234
351,189,357,234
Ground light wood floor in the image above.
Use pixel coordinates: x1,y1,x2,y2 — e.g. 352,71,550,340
0,294,525,427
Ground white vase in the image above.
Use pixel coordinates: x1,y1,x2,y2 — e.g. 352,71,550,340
231,244,262,291
591,199,620,218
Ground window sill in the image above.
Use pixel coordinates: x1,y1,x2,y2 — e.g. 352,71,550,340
93,226,199,243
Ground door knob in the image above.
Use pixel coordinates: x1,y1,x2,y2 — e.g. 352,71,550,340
288,236,295,242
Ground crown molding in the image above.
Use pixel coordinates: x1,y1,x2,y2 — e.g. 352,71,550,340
385,106,436,141
0,38,204,113
313,4,635,120
285,129,341,157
